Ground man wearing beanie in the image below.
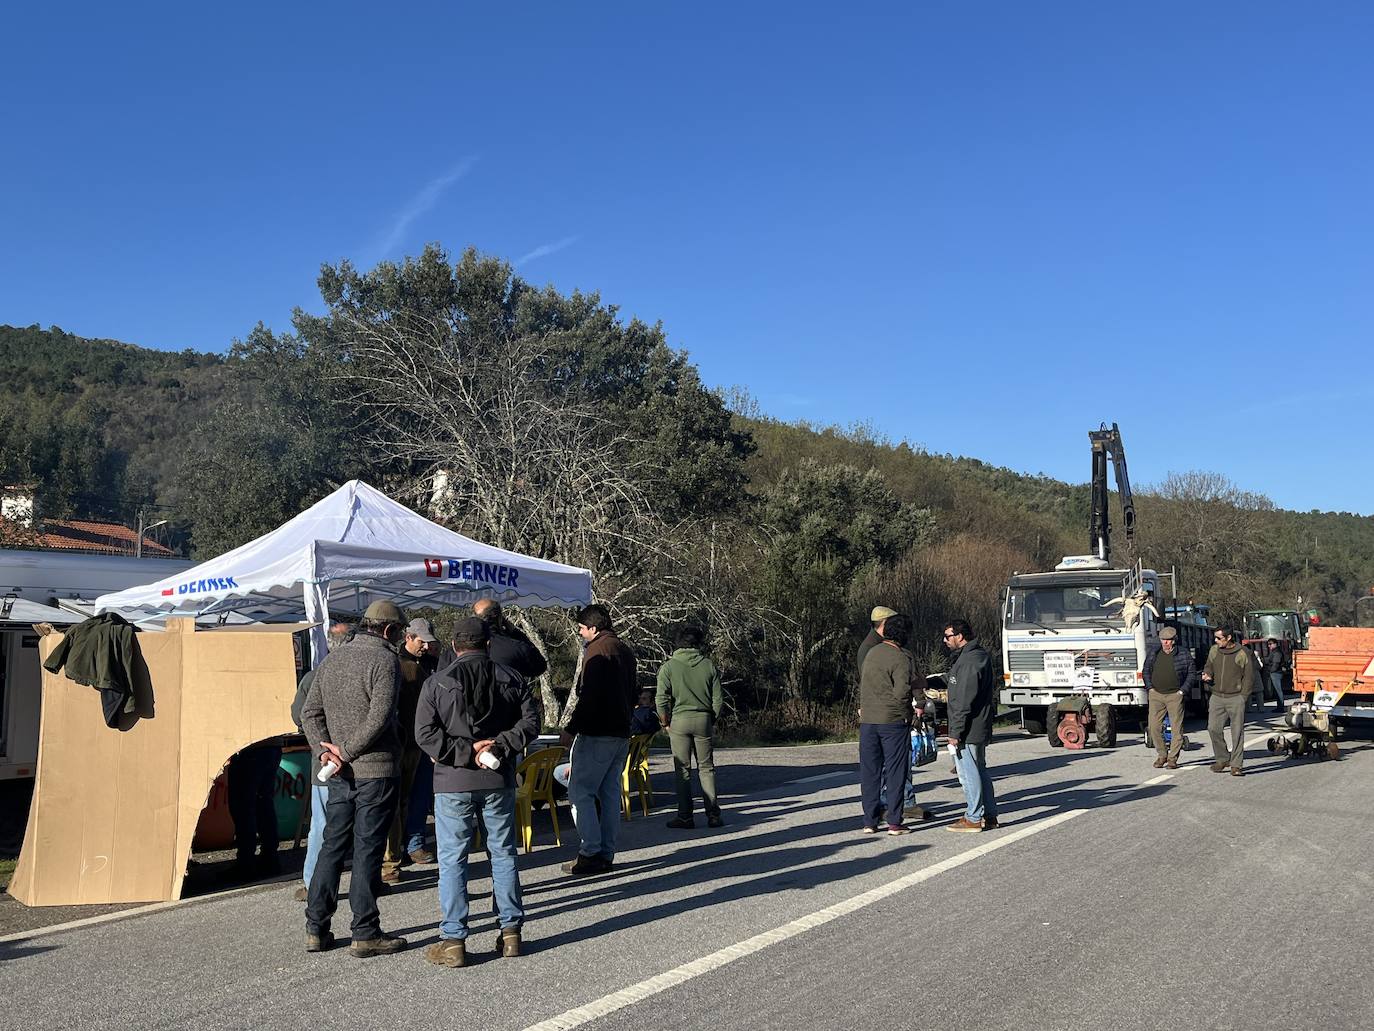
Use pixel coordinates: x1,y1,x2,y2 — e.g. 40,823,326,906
415,616,539,967
300,599,407,957
1144,626,1196,769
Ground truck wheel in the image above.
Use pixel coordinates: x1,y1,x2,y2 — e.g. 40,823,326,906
1046,705,1064,748
1022,707,1048,737
1093,704,1117,748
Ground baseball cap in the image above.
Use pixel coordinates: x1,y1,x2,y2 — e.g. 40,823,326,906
870,606,898,622
406,617,437,643
1158,626,1177,640
362,600,405,624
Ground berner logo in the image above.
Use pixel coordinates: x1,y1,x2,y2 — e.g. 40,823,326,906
424,558,519,589
162,576,240,597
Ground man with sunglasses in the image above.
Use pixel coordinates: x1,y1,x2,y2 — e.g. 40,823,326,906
943,620,1000,832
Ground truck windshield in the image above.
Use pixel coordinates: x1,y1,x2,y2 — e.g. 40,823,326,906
1246,613,1299,641
1006,585,1126,629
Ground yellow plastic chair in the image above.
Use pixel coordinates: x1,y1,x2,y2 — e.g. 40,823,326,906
621,733,654,819
515,747,565,853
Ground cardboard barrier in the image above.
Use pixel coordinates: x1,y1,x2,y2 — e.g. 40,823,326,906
9,618,302,906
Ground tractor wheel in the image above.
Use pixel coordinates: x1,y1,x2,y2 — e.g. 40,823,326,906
1045,705,1064,748
1093,704,1117,749
1022,707,1048,737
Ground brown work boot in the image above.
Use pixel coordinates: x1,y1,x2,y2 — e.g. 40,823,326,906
494,927,522,958
304,930,335,953
408,848,436,865
294,885,309,902
424,939,467,968
350,934,407,958
1152,756,1167,769
945,817,983,834
903,805,932,822
1210,763,1228,773
1165,759,1179,770
1230,767,1244,777
380,867,401,885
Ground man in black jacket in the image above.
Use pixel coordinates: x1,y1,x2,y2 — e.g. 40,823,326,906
474,599,549,681
1144,627,1196,768
943,619,1000,833
415,617,539,968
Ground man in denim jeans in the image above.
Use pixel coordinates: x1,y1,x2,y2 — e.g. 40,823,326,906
560,604,638,876
942,619,1000,834
414,617,539,968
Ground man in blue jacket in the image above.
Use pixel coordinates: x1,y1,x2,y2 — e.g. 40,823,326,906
943,619,1000,833
1144,627,1196,769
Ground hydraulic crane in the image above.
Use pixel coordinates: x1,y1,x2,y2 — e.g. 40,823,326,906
1088,422,1135,564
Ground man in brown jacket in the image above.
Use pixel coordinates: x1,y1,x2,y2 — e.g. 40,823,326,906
1203,627,1252,776
559,604,638,875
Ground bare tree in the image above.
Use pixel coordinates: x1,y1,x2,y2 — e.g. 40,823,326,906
333,310,761,720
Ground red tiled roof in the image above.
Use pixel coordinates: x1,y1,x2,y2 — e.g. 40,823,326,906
38,519,175,557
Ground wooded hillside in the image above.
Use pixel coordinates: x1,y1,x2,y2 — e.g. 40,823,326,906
4,245,1371,732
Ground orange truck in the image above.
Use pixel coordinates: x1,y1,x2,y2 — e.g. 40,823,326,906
1269,626,1374,759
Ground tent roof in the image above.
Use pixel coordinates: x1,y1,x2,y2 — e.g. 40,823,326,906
1,597,83,627
95,480,593,619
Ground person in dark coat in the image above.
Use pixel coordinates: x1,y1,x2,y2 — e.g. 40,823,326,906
943,619,1000,833
1144,626,1196,768
474,599,549,681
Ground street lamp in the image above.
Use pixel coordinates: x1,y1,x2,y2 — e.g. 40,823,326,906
136,515,168,559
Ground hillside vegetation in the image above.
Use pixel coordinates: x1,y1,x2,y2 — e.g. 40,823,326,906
3,245,1372,732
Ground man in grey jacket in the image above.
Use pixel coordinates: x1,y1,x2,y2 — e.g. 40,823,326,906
300,600,407,958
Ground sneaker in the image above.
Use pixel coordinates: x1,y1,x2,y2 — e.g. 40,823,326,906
981,818,999,830
946,818,983,834
293,885,309,902
305,930,335,953
1152,756,1167,769
860,825,878,834
494,928,522,958
560,854,609,876
350,934,407,958
424,939,466,968
886,825,911,836
666,816,696,830
408,848,436,865
706,814,724,828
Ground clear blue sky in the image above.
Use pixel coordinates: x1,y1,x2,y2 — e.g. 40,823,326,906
3,2,1371,514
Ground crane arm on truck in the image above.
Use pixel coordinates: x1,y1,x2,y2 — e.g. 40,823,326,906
1088,422,1135,564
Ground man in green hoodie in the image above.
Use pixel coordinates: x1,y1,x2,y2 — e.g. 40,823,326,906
656,624,725,829
1203,627,1252,776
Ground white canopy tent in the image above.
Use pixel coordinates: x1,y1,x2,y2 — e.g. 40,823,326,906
95,480,594,662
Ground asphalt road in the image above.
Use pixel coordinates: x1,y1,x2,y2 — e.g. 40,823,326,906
2,713,1371,1031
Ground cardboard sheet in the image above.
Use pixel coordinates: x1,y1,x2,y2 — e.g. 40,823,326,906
9,618,302,906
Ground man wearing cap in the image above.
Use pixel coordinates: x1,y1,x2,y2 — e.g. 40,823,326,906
415,616,539,968
1144,626,1196,769
381,617,440,884
857,606,898,675
300,600,407,957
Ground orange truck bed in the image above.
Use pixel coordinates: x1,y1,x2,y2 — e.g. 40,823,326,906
1294,626,1374,699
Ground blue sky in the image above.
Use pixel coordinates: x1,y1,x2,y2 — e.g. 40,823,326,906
3,2,1371,514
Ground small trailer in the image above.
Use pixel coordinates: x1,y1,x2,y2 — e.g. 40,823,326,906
1268,626,1374,760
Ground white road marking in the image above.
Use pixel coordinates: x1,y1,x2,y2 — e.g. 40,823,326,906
522,809,1085,1031
789,772,853,785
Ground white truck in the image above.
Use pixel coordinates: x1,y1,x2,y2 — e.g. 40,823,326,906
1000,556,1158,748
